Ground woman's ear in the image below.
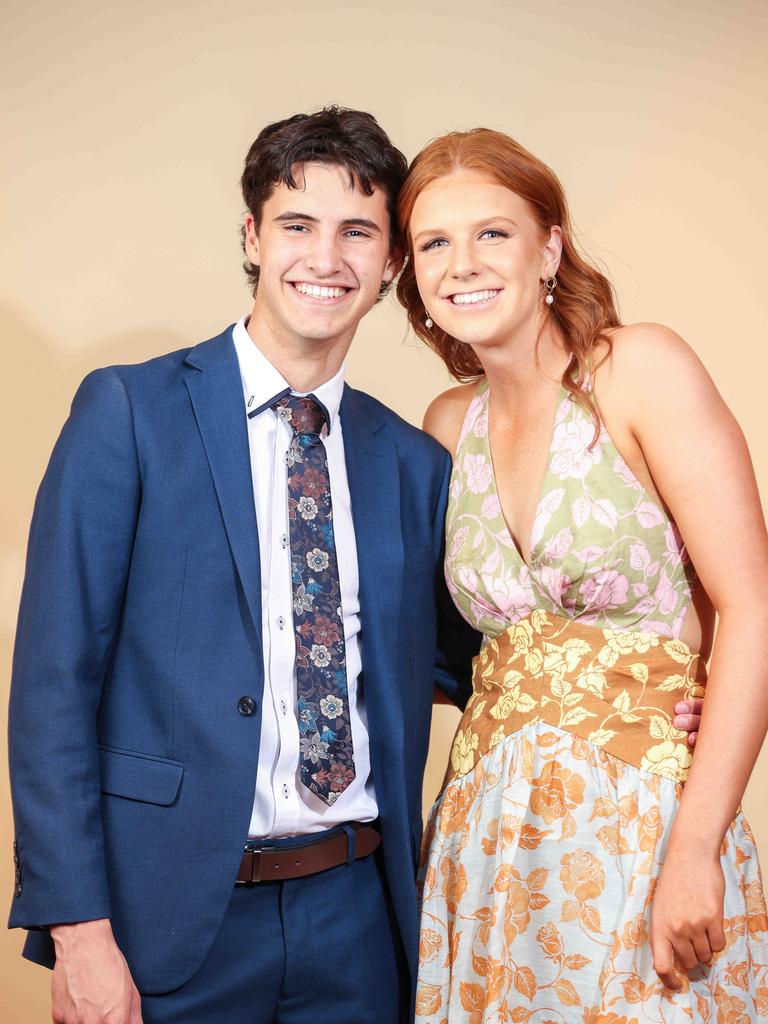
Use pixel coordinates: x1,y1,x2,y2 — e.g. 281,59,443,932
542,225,563,278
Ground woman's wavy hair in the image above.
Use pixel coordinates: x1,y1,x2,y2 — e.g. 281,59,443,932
396,129,621,421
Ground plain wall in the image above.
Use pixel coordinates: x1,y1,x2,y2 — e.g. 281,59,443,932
2,0,767,1017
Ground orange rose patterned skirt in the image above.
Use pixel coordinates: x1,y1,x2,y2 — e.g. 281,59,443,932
416,612,768,1023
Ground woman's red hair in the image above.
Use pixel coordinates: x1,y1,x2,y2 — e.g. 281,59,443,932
396,129,621,418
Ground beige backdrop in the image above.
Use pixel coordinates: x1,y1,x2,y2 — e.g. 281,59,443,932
2,0,767,1018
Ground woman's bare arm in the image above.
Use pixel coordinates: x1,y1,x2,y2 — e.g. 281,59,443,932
604,323,768,988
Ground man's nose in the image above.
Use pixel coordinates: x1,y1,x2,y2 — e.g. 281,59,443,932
305,233,344,277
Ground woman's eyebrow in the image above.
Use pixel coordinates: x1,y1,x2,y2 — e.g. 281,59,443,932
412,215,518,243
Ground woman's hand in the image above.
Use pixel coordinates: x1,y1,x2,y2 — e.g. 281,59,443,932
650,846,726,990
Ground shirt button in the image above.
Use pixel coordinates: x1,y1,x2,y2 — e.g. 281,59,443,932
281,534,288,549
280,700,287,716
237,696,256,716
277,616,286,630
282,783,289,799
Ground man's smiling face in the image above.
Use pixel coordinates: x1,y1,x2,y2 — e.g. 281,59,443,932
244,162,399,353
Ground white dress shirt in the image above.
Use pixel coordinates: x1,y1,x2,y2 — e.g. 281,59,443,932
232,317,378,837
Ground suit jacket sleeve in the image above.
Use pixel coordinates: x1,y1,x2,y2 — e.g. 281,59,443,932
8,368,141,929
431,451,481,710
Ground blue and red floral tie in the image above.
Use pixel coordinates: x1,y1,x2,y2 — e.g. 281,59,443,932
274,394,356,805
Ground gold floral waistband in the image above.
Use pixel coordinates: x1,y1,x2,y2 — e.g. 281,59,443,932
446,610,707,788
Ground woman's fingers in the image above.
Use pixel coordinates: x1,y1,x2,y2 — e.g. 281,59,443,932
650,852,725,988
653,925,718,988
708,918,727,956
652,937,682,990
691,930,713,965
672,937,700,972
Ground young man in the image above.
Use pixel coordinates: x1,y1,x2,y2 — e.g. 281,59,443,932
7,106,479,1024
7,107,702,1023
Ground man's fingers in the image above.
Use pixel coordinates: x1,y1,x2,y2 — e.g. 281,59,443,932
674,699,704,738
674,699,704,716
673,713,701,732
672,696,701,744
134,976,145,1023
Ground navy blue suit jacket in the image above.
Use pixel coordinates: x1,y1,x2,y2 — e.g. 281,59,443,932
8,326,480,996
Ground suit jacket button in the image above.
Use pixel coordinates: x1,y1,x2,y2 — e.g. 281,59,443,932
238,696,256,716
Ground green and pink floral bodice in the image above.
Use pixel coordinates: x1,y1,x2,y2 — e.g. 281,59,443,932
445,379,697,641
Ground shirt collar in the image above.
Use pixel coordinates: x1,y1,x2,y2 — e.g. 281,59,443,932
231,316,345,434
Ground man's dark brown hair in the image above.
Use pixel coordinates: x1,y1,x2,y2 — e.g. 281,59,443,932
240,106,408,295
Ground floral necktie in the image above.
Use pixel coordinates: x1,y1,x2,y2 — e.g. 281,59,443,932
273,394,356,805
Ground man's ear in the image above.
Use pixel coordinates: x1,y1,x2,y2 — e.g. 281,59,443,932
382,242,405,285
244,212,260,265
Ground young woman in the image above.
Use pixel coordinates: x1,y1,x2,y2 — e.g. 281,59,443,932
397,130,768,1022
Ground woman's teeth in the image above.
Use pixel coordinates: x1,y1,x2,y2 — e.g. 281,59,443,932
450,289,500,305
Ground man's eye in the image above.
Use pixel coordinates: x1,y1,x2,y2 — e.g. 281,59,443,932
345,230,370,238
285,224,308,232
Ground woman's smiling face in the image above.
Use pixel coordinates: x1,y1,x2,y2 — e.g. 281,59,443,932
409,169,559,350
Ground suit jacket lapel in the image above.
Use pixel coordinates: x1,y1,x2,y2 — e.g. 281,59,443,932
183,329,263,663
341,385,404,756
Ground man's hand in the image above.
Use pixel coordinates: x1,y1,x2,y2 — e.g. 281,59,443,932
674,698,703,747
50,919,143,1024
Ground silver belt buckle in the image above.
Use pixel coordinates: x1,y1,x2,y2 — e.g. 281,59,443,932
238,843,272,885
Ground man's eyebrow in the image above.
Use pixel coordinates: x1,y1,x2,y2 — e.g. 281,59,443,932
272,212,382,233
273,211,319,223
340,218,382,233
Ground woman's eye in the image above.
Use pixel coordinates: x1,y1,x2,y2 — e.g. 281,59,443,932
420,238,448,252
480,229,509,241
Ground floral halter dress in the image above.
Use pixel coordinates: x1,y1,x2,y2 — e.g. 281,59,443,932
416,379,768,1023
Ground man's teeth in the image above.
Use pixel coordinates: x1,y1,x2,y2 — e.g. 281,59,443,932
294,283,348,299
451,289,500,305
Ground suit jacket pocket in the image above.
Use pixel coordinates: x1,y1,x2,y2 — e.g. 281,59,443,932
98,745,184,806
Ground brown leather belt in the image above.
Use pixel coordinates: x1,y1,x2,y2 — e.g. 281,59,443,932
236,823,381,884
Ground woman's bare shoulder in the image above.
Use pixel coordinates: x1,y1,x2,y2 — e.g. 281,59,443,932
602,322,704,375
422,382,479,455
595,322,713,405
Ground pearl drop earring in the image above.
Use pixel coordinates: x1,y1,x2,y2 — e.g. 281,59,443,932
425,312,433,329
544,276,557,306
